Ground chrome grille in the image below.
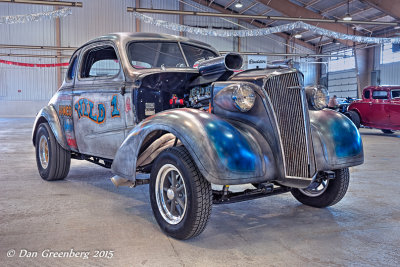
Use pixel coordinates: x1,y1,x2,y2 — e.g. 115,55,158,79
264,72,315,178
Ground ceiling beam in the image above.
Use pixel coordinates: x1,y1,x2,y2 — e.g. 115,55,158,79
0,0,82,7
320,0,355,15
256,0,357,46
239,2,258,14
360,0,400,20
195,0,316,50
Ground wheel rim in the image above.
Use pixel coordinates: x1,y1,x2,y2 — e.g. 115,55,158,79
155,164,187,225
39,135,49,169
299,179,329,197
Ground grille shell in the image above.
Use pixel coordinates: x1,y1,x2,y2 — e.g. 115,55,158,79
264,72,316,178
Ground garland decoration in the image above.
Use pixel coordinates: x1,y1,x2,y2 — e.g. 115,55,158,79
0,8,72,24
132,12,400,44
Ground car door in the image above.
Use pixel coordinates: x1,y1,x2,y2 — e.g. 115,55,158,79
357,89,372,124
389,89,400,128
72,42,126,159
369,90,390,127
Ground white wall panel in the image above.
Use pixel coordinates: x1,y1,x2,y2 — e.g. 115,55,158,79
328,70,358,98
0,3,57,101
377,62,400,85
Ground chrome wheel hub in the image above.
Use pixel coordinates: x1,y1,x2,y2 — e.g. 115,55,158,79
299,178,329,197
155,164,187,225
39,135,49,169
166,188,175,200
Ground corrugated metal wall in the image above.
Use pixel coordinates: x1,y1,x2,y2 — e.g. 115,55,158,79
0,0,317,107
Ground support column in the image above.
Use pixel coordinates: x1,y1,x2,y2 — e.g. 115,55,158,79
355,47,374,98
135,0,140,32
179,1,184,37
55,6,62,89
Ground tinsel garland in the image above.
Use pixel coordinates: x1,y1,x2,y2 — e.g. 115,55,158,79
132,12,400,44
0,8,72,24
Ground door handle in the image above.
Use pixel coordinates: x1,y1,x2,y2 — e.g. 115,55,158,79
119,86,126,96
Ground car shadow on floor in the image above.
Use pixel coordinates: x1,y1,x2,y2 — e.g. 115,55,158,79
64,163,344,247
360,132,400,138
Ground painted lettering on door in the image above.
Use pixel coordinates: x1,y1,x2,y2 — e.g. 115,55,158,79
74,98,106,124
111,95,121,118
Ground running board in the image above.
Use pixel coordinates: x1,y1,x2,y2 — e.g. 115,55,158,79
212,184,290,205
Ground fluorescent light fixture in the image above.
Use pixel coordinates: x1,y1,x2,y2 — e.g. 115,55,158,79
294,34,302,39
343,13,352,21
235,1,243,9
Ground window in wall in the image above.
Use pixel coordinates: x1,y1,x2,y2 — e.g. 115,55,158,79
328,49,355,72
81,46,120,78
372,90,388,99
381,44,400,64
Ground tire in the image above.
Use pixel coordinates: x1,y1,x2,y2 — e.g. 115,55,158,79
291,168,350,208
347,110,361,129
149,146,212,240
381,129,394,134
35,122,71,181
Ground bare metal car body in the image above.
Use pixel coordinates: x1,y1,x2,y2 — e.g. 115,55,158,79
32,32,363,239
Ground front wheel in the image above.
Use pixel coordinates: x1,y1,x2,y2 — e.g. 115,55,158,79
149,146,212,240
291,168,350,208
347,111,360,129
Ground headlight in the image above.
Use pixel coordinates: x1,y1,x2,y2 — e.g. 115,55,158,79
305,85,328,110
232,84,256,112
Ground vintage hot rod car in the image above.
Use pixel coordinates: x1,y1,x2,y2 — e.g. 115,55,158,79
347,86,400,133
32,33,363,239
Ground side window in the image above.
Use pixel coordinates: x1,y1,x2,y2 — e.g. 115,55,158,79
67,56,78,81
372,90,388,99
391,90,400,99
363,90,370,99
80,45,120,78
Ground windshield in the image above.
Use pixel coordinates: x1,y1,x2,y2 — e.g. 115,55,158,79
127,41,217,69
181,43,217,67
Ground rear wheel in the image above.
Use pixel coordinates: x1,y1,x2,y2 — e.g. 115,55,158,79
35,122,71,181
347,111,360,129
149,146,212,240
381,129,394,134
291,168,350,208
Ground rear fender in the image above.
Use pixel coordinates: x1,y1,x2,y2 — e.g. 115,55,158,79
32,105,69,150
111,108,276,185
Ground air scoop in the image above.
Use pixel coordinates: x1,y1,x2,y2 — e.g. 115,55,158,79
197,53,243,79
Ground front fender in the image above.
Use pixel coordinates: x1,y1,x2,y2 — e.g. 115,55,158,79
310,109,363,170
32,105,69,150
111,108,276,185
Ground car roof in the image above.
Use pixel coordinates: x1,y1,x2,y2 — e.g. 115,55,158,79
79,32,218,54
364,85,400,91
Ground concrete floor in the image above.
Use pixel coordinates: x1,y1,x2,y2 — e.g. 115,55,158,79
0,117,399,267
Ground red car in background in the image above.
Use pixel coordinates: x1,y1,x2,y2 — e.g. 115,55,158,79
347,86,400,133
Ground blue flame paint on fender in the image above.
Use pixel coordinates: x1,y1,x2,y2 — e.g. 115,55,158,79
111,108,276,185
204,120,256,172
310,109,363,170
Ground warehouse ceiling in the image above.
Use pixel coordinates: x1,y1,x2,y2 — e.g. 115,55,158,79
202,0,399,48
